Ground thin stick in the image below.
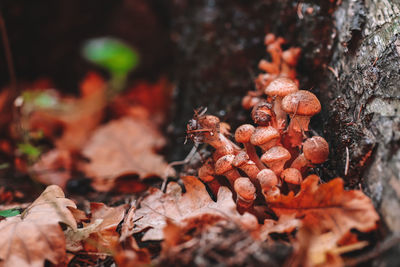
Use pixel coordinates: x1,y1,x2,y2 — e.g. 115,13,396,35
161,143,199,191
344,146,349,176
0,10,17,93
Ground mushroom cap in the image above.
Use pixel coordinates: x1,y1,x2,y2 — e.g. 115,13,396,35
213,145,235,161
261,146,291,165
232,151,250,168
198,115,220,130
256,169,278,189
281,90,321,116
251,100,274,126
250,126,280,146
215,154,235,175
234,177,256,201
235,124,255,144
264,77,298,97
281,168,302,185
303,136,329,164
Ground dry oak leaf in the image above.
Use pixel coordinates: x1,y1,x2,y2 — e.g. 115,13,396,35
0,185,77,267
266,175,379,240
66,202,126,254
132,176,258,241
30,149,72,189
80,117,174,191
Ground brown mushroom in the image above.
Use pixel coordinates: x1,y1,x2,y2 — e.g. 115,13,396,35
189,115,240,153
235,124,265,169
251,100,277,127
256,169,279,199
232,151,260,184
250,126,280,152
291,136,329,172
261,146,291,175
234,177,256,214
281,168,303,192
264,77,299,130
282,90,321,147
215,154,240,186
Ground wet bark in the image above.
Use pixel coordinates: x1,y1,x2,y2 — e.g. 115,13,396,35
324,1,400,265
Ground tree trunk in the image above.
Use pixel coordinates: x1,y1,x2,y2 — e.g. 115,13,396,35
325,0,400,264
169,0,400,264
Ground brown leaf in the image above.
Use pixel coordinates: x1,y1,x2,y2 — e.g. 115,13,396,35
267,175,379,241
79,117,174,191
0,185,77,267
30,149,72,188
65,203,126,254
27,72,105,152
132,176,258,241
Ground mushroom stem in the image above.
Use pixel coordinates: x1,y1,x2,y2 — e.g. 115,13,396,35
290,153,308,172
273,97,287,130
236,197,255,214
234,178,256,214
222,169,240,187
288,115,311,133
208,133,240,151
243,143,266,170
268,161,286,176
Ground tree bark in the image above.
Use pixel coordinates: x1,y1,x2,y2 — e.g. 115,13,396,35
324,0,400,264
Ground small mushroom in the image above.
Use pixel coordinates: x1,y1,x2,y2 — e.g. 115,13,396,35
291,136,329,172
256,169,279,199
264,77,299,130
261,146,291,176
232,151,260,183
251,100,277,127
250,126,280,152
281,168,303,192
189,115,240,153
235,124,265,169
234,177,256,214
215,154,240,186
282,90,321,147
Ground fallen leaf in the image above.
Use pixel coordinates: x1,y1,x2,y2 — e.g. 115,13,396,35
30,149,72,188
26,72,105,152
79,117,174,191
132,176,257,241
65,203,126,254
266,175,379,242
0,185,77,267
260,214,301,240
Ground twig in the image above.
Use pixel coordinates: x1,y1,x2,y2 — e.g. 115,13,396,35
0,9,17,93
344,146,349,176
345,234,400,266
161,143,199,191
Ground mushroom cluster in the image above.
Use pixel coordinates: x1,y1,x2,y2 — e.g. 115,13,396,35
188,34,328,216
242,33,301,111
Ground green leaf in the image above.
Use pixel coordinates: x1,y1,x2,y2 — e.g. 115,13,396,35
0,209,20,218
82,37,139,76
22,91,58,109
17,143,41,161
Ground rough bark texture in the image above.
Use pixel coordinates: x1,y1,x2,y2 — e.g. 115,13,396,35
324,0,400,264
